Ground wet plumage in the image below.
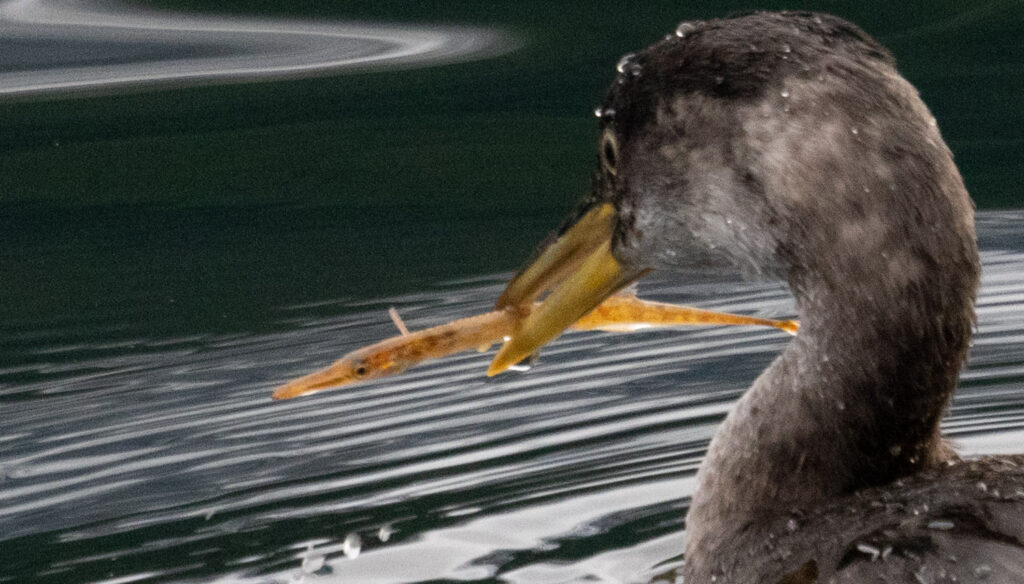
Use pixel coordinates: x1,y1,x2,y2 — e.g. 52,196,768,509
488,11,1024,583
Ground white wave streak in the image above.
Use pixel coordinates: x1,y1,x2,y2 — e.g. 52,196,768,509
0,0,512,96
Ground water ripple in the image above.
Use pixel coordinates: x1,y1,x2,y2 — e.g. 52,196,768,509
1,211,1023,583
0,0,513,97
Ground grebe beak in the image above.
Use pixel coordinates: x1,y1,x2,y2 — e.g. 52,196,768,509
488,203,646,376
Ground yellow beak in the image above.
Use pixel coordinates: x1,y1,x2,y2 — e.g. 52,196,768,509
487,203,646,376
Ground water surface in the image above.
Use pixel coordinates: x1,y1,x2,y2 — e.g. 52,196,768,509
1,2,1022,583
2,212,1023,583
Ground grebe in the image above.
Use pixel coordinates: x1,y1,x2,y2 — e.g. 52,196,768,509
487,12,1024,583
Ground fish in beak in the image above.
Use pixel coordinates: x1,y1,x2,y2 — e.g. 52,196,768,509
487,202,648,376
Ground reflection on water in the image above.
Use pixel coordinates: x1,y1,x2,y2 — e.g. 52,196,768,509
2,211,1022,583
0,0,511,97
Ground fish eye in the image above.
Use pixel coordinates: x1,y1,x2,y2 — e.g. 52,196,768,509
354,364,368,377
600,130,619,176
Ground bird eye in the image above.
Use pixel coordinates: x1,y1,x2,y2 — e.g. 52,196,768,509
600,130,619,176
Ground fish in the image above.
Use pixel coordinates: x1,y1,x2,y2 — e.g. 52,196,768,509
272,294,798,400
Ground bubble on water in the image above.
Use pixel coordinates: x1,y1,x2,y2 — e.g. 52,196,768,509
343,533,362,559
302,544,325,574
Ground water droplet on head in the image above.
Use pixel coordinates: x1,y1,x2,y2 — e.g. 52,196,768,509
813,16,824,25
977,481,988,493
780,90,790,98
927,519,955,530
378,524,394,542
343,533,362,559
786,518,799,532
616,53,636,74
974,564,992,579
856,543,881,561
851,128,859,135
782,43,792,53
594,106,604,118
675,22,697,38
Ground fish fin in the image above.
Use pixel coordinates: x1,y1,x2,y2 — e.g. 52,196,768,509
389,307,411,336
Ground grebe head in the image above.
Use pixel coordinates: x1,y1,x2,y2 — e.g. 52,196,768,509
490,11,978,372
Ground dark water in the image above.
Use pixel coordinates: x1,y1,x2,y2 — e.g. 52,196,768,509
3,213,1024,584
1,1,1023,583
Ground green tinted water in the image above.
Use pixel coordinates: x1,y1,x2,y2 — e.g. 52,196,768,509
1,2,1022,582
